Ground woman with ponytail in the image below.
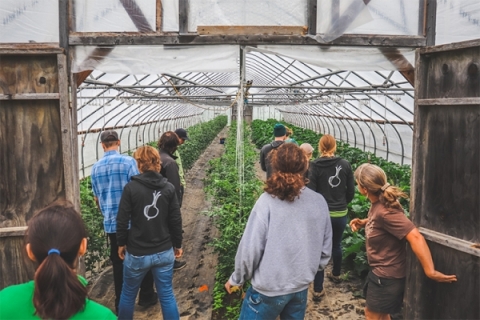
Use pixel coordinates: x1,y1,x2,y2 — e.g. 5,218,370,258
351,163,456,320
307,134,355,300
0,200,115,319
225,143,332,320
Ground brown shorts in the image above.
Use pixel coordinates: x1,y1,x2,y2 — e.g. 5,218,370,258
363,271,405,314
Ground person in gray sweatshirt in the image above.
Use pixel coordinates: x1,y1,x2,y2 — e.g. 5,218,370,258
225,143,332,320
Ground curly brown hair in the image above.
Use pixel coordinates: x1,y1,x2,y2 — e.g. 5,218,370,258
133,146,161,173
264,143,308,202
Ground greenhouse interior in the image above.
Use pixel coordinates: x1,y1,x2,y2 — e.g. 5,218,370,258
0,0,479,319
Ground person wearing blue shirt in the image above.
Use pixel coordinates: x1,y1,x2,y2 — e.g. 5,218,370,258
91,130,156,313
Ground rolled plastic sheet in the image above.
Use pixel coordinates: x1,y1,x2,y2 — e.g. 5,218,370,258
250,45,415,71
73,45,239,74
0,0,59,43
74,0,156,32
188,0,308,32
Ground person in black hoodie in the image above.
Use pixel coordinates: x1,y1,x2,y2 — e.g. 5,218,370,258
117,146,183,320
307,134,355,301
260,123,286,179
158,131,186,271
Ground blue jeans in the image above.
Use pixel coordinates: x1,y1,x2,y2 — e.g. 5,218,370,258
314,215,347,292
239,287,308,320
118,248,179,320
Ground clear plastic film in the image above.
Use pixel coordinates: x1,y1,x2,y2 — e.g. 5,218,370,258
316,0,420,42
250,45,415,71
435,0,480,45
188,0,308,32
73,45,239,74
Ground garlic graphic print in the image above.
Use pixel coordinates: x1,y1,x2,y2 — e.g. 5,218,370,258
144,191,162,220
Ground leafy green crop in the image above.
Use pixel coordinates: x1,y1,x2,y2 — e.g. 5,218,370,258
205,123,263,320
251,119,412,276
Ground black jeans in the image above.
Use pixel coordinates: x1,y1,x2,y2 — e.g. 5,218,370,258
108,233,155,308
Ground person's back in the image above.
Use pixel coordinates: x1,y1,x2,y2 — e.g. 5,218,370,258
259,123,286,179
0,201,116,320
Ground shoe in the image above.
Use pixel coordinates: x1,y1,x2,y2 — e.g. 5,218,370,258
173,260,187,271
312,289,325,302
327,272,342,284
138,293,158,308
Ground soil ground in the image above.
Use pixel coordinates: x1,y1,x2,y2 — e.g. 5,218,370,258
89,131,367,319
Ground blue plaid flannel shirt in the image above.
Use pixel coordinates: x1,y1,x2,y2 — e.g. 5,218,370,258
91,150,139,233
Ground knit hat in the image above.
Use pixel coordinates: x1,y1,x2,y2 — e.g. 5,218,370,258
273,123,286,137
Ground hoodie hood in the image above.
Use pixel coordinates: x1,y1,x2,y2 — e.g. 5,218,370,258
131,171,168,189
270,140,284,148
311,156,342,168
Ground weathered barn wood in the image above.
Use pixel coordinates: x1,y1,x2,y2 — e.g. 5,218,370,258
0,50,77,289
406,39,480,319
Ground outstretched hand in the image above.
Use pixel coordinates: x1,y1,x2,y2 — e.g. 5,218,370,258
426,270,457,283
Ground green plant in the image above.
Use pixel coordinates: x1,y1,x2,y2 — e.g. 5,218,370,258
205,123,263,320
79,177,109,274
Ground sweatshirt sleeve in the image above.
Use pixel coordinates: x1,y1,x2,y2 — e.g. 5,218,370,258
259,147,267,172
306,162,318,192
345,160,355,204
319,210,333,270
229,203,268,286
167,188,183,249
164,162,182,203
116,184,132,247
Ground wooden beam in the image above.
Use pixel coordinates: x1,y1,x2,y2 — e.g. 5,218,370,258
0,44,63,55
417,98,480,106
179,0,188,34
0,227,27,238
419,38,480,54
425,0,437,46
197,26,307,36
156,0,162,32
307,0,317,35
379,48,415,86
419,227,480,258
69,33,426,47
0,93,60,100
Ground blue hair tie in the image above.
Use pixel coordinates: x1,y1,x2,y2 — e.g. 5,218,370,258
48,249,60,256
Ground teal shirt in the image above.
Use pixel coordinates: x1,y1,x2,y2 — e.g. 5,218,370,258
0,276,116,320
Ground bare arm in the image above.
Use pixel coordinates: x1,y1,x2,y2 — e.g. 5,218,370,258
405,228,457,283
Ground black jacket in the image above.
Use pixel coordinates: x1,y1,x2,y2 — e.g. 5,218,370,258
159,148,182,207
307,157,355,211
117,171,182,256
260,140,284,179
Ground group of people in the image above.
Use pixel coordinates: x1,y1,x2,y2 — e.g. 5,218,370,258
0,128,190,320
229,123,456,320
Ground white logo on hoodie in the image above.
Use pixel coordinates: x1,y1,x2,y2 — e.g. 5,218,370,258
328,165,342,188
144,191,162,220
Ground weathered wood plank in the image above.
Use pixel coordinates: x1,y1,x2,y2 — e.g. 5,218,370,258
425,0,437,46
68,33,426,47
156,0,162,32
197,26,308,36
0,237,36,288
307,0,317,35
0,226,27,237
0,44,63,55
420,38,480,54
179,0,188,34
419,227,480,257
418,98,480,106
0,93,60,100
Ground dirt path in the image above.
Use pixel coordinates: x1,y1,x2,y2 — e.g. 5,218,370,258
89,128,228,319
254,153,366,320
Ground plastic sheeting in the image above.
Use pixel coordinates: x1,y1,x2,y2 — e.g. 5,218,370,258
188,0,307,32
436,0,480,45
73,45,239,74
250,46,415,71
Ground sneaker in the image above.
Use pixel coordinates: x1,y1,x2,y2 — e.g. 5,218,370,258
138,293,158,308
327,272,342,283
173,260,187,271
312,289,325,302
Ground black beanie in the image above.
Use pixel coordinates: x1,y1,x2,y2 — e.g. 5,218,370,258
273,123,286,137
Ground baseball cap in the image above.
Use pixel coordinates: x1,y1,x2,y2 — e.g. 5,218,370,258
100,130,119,142
175,128,189,140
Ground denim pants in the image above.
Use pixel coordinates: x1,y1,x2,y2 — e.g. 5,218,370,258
314,215,347,292
239,287,308,320
118,248,179,320
107,233,154,308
